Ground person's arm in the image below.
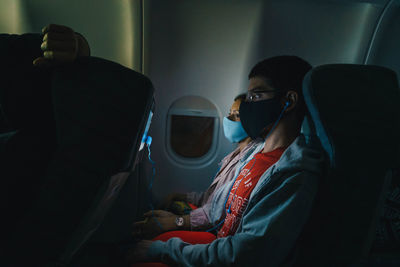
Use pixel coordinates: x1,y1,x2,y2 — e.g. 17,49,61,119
186,191,205,206
189,178,234,229
132,171,319,266
188,183,229,230
189,203,212,229
132,210,191,239
134,184,227,236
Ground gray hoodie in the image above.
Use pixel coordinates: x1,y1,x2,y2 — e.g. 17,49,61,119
148,134,325,266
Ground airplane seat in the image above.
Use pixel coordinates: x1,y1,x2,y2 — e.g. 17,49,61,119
0,33,57,256
292,64,400,266
366,167,400,265
4,54,154,267
0,106,12,134
300,111,316,136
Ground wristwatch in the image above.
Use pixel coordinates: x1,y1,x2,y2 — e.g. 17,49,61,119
175,216,185,227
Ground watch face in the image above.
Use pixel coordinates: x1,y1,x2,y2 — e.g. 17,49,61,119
175,216,184,227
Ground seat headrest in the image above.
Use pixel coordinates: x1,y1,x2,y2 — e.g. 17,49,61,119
297,64,400,263
303,64,400,169
52,56,155,173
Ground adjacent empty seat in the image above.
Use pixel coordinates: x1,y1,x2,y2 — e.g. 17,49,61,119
294,64,400,266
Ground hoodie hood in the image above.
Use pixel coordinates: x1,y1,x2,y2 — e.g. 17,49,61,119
273,134,324,174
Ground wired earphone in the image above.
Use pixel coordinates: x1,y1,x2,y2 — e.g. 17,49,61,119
205,100,290,233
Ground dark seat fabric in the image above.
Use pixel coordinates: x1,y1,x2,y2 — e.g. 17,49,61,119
0,129,55,228
371,168,400,253
294,64,400,266
0,34,54,130
0,34,57,256
2,52,154,266
0,107,12,133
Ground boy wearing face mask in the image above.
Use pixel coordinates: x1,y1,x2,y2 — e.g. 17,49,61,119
132,94,261,238
128,56,325,266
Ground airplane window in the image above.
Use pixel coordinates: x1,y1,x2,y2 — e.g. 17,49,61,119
166,96,219,166
170,115,214,158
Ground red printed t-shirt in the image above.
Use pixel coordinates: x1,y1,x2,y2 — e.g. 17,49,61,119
217,147,285,238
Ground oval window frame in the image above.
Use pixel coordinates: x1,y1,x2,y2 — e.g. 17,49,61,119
165,96,220,168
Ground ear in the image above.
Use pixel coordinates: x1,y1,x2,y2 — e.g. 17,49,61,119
283,90,298,112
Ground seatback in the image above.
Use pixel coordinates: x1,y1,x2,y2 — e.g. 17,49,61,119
295,64,400,266
51,57,155,266
7,56,154,266
0,34,57,257
0,34,54,131
0,106,12,134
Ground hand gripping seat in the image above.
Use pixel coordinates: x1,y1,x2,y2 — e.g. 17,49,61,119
293,64,400,266
4,52,154,265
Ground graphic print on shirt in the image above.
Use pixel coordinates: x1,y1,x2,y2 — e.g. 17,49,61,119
217,148,285,238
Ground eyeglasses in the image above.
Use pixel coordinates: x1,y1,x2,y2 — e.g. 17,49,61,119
246,89,277,102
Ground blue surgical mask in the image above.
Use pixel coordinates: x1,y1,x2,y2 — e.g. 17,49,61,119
223,117,248,143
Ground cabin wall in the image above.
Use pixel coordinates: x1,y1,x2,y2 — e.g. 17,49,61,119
0,0,31,33
366,1,400,170
0,0,137,69
366,1,400,82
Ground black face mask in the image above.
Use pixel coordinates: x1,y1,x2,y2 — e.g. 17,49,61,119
239,97,283,140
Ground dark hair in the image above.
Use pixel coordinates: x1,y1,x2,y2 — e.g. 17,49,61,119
249,55,311,93
234,93,247,102
249,55,312,118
